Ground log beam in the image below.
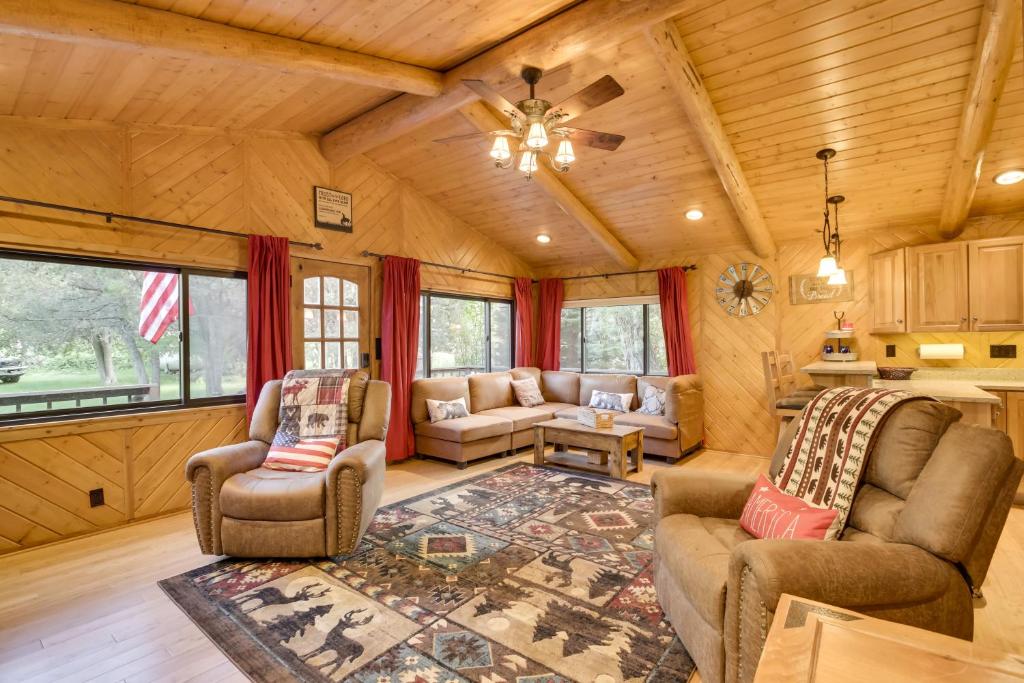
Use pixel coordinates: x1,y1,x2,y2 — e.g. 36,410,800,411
0,0,442,97
459,102,639,269
320,0,693,164
939,0,1021,239
645,21,776,259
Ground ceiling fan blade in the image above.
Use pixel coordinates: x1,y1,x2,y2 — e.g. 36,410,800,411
547,75,624,123
432,130,514,144
462,79,526,124
561,127,625,151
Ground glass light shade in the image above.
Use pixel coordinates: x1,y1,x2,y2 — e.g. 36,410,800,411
554,138,575,165
827,268,847,286
489,136,511,161
995,169,1024,185
518,150,538,174
817,255,838,277
526,121,548,150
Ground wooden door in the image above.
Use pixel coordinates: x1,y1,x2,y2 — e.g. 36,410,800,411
906,242,969,332
290,259,371,372
1003,392,1024,505
969,237,1024,331
869,248,906,333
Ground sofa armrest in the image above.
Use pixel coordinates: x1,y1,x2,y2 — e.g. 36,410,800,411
185,440,269,554
326,439,386,555
651,468,758,520
730,540,953,613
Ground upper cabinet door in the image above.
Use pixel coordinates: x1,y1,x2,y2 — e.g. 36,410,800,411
870,248,906,333
969,237,1024,331
907,242,969,332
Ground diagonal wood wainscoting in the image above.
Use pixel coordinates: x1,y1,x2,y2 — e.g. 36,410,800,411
0,406,245,556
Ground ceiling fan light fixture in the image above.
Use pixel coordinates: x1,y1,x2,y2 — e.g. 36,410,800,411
489,136,511,161
827,268,847,286
685,209,703,221
994,169,1024,185
518,150,538,175
554,138,575,166
536,233,551,244
526,121,548,150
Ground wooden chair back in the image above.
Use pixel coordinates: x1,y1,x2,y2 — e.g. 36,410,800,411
761,350,802,419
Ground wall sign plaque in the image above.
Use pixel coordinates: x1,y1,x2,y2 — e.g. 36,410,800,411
788,272,854,305
313,186,352,232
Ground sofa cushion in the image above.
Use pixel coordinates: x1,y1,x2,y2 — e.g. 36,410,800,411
613,412,678,440
414,414,512,442
468,372,514,412
541,371,580,404
477,406,553,431
554,405,581,420
221,468,325,521
511,366,542,386
539,402,575,415
580,374,637,410
655,514,753,627
410,377,471,424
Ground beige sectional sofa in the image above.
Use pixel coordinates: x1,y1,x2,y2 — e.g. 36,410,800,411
410,367,703,468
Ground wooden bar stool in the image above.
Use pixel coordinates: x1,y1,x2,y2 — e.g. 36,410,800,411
761,351,824,442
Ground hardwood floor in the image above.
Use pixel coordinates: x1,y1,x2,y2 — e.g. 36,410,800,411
0,449,1020,682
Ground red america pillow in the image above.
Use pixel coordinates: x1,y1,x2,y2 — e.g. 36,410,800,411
739,474,840,541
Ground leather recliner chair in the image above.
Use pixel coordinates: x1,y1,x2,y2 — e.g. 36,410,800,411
651,400,1024,683
186,371,390,558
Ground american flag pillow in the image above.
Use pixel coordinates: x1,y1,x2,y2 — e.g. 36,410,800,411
262,436,340,472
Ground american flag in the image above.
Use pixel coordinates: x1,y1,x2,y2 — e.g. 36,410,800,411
139,272,181,343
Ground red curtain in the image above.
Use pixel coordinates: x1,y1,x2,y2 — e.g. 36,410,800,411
246,235,292,421
381,256,421,462
536,278,564,371
513,277,534,367
657,266,698,376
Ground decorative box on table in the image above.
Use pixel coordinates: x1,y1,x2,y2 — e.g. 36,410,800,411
578,407,615,429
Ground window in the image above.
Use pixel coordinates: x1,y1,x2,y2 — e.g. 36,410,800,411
416,292,514,378
559,299,668,375
0,251,246,421
301,274,360,370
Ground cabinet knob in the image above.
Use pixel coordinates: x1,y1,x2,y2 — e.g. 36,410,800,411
961,317,968,322
896,319,903,324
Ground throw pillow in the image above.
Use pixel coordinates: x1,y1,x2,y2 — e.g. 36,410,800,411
263,436,341,472
739,474,840,541
511,378,545,407
426,396,470,423
588,390,632,413
637,385,667,416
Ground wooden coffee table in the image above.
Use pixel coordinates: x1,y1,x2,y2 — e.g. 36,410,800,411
533,418,643,480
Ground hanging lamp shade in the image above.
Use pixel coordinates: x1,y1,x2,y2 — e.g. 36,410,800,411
526,122,548,150
817,255,838,277
518,150,538,174
489,136,511,161
827,268,847,286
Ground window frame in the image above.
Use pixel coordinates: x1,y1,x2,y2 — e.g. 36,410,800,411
561,298,668,376
419,290,515,378
0,248,248,425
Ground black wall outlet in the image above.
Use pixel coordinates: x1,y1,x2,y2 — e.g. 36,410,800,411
991,344,1017,359
885,344,896,358
89,488,104,508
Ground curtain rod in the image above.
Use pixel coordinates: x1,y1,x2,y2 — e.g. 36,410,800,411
0,195,324,250
361,250,697,282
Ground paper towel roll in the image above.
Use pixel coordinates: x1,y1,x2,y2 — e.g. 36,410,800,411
918,343,965,360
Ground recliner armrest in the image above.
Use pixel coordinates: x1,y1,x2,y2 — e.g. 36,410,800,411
730,539,953,612
651,468,758,520
326,439,387,555
185,440,269,554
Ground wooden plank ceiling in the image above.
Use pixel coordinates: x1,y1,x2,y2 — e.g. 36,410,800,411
1,0,1022,271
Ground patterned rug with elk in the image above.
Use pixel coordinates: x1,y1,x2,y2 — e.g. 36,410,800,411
160,463,695,682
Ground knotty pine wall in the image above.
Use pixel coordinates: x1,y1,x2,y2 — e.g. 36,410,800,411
0,117,529,555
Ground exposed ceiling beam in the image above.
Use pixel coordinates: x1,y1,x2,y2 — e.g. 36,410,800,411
938,0,1021,239
645,21,776,259
0,0,442,97
320,0,693,165
459,102,639,269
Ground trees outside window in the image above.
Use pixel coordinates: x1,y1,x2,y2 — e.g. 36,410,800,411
417,293,513,378
560,302,668,376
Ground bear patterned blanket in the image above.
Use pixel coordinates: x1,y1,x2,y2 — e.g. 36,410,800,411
273,369,360,454
774,386,930,539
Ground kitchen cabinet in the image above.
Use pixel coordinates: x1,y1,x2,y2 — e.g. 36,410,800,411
906,242,969,332
996,391,1024,505
869,248,906,333
968,237,1024,331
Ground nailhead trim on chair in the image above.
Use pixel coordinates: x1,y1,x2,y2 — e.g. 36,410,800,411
737,565,768,683
336,464,362,555
189,467,215,554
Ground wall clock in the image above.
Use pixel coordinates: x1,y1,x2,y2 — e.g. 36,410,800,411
716,262,774,317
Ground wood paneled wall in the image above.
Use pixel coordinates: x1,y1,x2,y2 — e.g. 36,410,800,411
0,117,528,555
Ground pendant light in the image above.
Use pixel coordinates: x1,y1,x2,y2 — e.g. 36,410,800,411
815,148,845,280
825,194,846,284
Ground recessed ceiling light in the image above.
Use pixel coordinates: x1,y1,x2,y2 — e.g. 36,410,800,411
685,209,704,221
536,234,551,244
994,169,1024,185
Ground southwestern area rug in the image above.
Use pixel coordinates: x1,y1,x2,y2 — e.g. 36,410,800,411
160,463,695,682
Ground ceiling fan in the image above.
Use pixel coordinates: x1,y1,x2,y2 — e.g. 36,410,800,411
433,66,626,178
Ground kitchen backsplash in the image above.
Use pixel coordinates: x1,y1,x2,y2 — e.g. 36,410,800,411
872,332,1024,369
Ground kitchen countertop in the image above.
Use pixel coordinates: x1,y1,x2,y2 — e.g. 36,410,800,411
870,379,1002,404
801,360,878,375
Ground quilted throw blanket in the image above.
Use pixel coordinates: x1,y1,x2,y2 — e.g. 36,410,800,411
273,369,359,454
774,386,929,539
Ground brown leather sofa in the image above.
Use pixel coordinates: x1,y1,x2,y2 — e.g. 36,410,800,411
410,367,703,468
650,401,1024,683
186,371,390,558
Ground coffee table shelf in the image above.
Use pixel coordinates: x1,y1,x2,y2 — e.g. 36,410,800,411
533,418,643,480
